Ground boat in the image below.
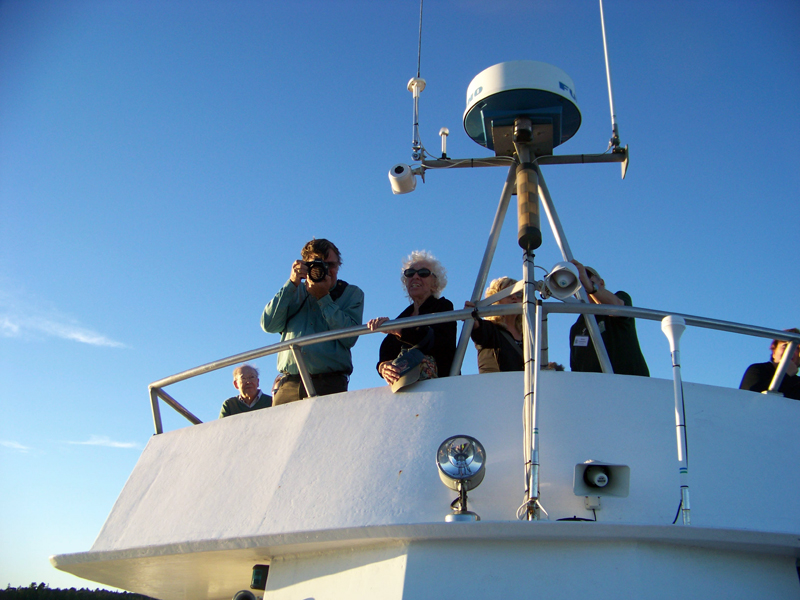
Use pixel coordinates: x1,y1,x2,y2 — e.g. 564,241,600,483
50,5,800,599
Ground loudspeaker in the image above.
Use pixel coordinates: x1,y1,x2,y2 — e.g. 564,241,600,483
573,461,630,497
544,261,581,299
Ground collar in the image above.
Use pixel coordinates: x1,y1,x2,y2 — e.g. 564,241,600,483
239,390,262,408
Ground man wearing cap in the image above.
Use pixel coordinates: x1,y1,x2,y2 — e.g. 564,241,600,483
219,365,272,418
262,238,364,405
568,260,649,377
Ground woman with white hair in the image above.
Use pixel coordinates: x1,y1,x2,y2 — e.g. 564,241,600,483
465,277,524,373
368,250,456,386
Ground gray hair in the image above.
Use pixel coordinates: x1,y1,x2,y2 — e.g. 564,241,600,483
233,364,259,381
401,250,447,299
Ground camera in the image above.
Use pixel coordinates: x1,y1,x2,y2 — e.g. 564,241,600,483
304,260,329,283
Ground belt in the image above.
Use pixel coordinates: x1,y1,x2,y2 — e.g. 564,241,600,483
283,371,349,381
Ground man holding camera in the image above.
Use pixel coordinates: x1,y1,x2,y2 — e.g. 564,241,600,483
261,238,364,406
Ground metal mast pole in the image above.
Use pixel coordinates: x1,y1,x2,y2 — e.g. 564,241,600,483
514,119,543,518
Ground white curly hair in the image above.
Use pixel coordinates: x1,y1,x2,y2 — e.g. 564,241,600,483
401,250,447,299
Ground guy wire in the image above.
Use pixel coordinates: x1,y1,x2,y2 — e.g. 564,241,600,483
416,0,424,78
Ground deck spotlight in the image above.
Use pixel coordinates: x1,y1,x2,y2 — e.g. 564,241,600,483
436,435,486,522
541,261,581,299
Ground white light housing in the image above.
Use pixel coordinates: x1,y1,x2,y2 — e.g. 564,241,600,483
388,163,417,194
437,435,486,491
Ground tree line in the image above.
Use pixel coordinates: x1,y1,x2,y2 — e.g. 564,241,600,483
1,584,154,600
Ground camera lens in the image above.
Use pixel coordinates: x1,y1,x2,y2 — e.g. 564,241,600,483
305,260,328,283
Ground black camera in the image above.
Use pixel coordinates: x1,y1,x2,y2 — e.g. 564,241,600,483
304,260,329,283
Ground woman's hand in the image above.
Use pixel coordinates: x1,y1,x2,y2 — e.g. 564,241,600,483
464,301,480,328
377,360,402,384
368,317,400,337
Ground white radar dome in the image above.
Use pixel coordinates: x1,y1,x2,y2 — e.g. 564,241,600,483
463,60,581,156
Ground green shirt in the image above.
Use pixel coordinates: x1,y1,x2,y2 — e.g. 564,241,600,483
219,391,273,418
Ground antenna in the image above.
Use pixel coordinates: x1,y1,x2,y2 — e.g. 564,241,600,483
599,0,621,150
409,0,426,161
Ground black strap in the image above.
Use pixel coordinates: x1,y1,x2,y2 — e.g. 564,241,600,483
330,279,349,302
500,328,524,357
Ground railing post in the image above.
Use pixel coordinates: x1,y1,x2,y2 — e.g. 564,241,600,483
291,345,318,398
149,387,163,435
767,341,797,395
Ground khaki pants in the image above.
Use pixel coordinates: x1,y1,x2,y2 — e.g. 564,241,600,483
272,373,349,406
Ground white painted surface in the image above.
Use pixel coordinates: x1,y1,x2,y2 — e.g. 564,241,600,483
52,372,800,599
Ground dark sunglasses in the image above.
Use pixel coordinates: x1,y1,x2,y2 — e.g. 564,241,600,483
404,267,433,278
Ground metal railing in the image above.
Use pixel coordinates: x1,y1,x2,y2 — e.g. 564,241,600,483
147,303,799,434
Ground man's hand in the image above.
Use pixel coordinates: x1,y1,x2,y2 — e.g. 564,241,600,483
306,273,333,299
290,260,308,287
570,259,592,291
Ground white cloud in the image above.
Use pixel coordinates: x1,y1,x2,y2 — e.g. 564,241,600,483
1,440,31,453
0,285,126,348
67,435,138,449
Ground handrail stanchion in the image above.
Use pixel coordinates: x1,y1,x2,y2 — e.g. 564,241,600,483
451,165,517,376
661,315,691,525
767,341,797,394
536,164,613,374
150,387,163,435
291,345,317,398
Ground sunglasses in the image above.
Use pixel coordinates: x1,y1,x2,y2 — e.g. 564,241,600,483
404,267,433,278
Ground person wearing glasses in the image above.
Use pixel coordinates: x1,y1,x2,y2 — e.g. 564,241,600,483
739,328,800,400
262,238,364,405
568,260,650,377
368,250,456,386
219,365,272,418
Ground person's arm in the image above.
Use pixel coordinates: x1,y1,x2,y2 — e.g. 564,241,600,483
317,285,364,348
261,279,306,334
571,259,623,306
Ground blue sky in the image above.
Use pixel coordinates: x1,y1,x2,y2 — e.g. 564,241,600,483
1,0,798,591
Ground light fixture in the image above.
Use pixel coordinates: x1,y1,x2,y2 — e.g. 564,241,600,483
388,163,420,194
436,435,486,522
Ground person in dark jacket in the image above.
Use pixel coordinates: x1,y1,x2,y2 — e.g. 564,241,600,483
466,276,524,373
739,328,800,400
368,250,456,385
568,260,649,377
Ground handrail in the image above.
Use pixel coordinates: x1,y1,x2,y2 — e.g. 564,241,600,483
148,303,800,434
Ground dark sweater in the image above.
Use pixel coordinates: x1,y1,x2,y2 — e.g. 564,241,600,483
739,361,800,400
471,318,524,373
377,295,457,378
